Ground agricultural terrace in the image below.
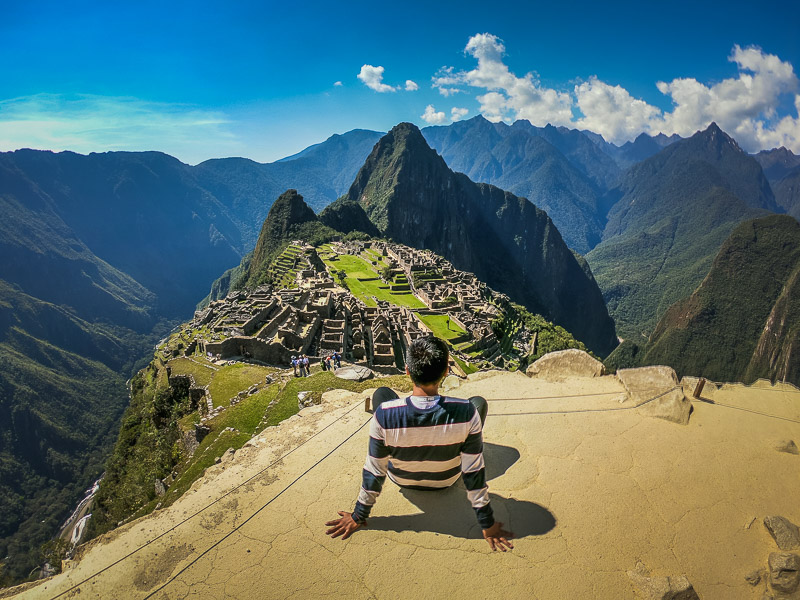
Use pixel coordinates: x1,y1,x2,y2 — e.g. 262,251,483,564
416,313,467,341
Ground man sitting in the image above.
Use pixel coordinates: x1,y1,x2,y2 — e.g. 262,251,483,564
324,335,514,551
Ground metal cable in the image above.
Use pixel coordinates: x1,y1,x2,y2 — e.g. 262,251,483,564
47,399,368,600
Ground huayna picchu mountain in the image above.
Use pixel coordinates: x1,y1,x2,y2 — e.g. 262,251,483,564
346,122,618,356
643,215,800,385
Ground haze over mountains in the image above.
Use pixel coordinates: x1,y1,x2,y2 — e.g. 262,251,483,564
1,113,799,585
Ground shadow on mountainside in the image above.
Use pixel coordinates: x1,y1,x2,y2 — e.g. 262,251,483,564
367,443,556,540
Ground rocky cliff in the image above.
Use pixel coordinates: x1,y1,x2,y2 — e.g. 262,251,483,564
645,215,800,385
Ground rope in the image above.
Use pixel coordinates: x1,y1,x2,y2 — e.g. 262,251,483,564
490,386,681,416
47,399,368,600
142,414,373,599
697,400,800,424
487,391,622,402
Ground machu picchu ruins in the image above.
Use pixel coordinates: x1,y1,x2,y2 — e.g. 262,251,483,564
162,239,537,376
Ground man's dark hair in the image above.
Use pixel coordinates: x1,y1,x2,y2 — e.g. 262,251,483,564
406,335,449,385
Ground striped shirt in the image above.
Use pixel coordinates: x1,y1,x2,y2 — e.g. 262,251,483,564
352,395,494,529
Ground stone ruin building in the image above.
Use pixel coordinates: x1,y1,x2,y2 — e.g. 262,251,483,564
175,239,530,372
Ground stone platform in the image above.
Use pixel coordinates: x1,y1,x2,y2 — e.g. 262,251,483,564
6,372,800,600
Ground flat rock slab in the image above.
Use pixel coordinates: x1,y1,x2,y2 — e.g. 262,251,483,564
628,570,699,600
617,366,680,403
334,365,373,381
637,388,693,425
526,349,605,380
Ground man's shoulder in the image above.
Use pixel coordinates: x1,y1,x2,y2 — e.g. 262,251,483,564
441,396,469,404
440,396,476,417
376,398,407,411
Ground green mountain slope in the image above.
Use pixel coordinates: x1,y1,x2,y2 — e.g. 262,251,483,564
644,215,800,385
586,123,777,340
318,197,380,237
205,190,340,299
422,116,608,253
347,122,618,356
0,281,145,584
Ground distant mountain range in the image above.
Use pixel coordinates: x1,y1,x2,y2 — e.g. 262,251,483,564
755,146,800,219
586,123,778,340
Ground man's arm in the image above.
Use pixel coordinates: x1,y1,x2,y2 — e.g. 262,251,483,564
461,408,514,551
325,413,389,539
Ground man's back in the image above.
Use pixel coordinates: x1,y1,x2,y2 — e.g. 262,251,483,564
373,396,478,487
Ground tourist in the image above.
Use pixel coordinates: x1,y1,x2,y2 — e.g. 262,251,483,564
297,356,305,377
325,355,333,371
333,350,341,369
291,355,298,377
321,356,328,371
302,354,310,376
324,335,513,551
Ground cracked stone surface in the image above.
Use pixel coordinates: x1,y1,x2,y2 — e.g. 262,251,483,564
4,373,800,600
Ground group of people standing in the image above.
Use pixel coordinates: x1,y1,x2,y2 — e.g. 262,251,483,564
290,350,341,377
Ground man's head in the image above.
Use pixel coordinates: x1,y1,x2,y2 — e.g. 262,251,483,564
406,335,449,386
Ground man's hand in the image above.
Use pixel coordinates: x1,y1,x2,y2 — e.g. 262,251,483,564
482,521,514,551
325,511,363,540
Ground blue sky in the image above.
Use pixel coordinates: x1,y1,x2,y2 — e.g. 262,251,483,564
1,0,799,163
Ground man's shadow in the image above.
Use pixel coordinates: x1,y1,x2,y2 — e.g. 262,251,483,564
367,443,556,539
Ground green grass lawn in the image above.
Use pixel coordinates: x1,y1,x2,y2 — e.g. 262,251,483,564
452,356,478,375
167,358,216,387
417,313,467,341
208,363,276,407
159,371,413,510
323,253,425,309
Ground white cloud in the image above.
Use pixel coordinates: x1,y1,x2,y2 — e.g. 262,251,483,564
357,65,397,92
574,77,664,143
462,33,573,127
432,66,465,96
421,104,447,125
334,81,343,87
439,34,800,152
451,107,469,122
405,80,419,91
0,93,240,164
653,44,799,151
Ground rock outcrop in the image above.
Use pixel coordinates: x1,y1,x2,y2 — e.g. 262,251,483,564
616,366,691,425
525,349,605,380
765,516,800,551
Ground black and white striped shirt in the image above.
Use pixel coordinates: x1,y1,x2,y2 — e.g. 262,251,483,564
352,395,493,528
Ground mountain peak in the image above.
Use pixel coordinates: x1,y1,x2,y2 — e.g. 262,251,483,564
268,188,317,225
